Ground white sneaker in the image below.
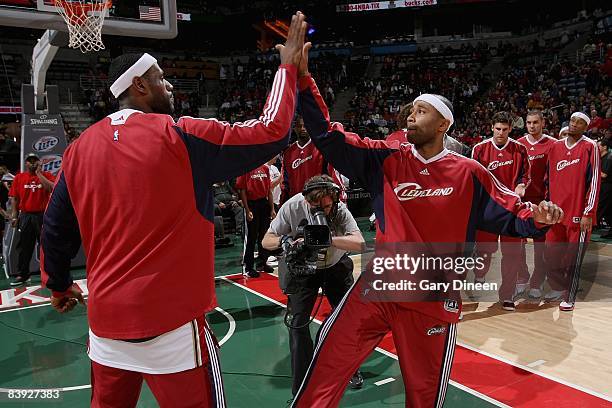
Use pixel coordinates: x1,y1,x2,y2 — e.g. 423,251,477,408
559,301,574,312
267,256,278,266
544,290,565,301
528,288,542,298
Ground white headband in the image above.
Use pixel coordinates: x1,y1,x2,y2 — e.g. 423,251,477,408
570,112,590,126
559,126,569,137
413,94,454,130
110,53,157,98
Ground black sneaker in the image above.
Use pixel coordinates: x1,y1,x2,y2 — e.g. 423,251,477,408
257,264,274,274
243,269,260,278
348,370,364,389
501,301,515,311
10,275,31,286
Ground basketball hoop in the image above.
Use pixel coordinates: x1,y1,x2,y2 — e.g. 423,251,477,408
53,0,112,53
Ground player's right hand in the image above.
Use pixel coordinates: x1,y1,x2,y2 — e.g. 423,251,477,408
51,287,85,314
247,211,254,222
276,11,307,67
10,218,18,228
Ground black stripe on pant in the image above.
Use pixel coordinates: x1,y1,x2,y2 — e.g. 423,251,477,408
243,198,271,270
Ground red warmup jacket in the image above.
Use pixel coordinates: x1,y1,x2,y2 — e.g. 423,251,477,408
40,64,298,339
298,74,548,323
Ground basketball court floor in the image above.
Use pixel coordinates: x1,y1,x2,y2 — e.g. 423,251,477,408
1,220,611,407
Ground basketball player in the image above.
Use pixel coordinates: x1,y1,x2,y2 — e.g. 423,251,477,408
40,11,308,407
544,112,601,311
471,112,531,310
516,110,556,298
237,163,275,277
280,115,345,203
291,42,563,407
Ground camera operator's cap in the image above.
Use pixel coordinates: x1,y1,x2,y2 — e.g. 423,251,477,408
25,153,40,161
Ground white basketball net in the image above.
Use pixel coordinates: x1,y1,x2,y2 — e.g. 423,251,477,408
54,0,111,53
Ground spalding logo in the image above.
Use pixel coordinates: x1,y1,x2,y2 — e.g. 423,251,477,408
394,182,453,201
40,155,63,175
33,136,59,152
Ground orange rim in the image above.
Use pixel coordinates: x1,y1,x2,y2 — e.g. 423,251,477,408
53,0,112,25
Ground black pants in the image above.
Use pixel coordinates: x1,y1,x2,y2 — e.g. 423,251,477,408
16,212,43,278
287,255,354,395
598,185,612,226
243,199,271,270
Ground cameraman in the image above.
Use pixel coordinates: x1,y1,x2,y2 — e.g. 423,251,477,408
262,175,365,397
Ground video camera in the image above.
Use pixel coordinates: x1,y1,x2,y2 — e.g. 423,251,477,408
279,209,332,294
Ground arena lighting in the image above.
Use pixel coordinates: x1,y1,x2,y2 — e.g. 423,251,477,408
262,19,315,39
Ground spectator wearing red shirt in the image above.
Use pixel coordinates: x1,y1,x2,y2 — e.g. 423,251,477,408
9,153,55,286
236,164,276,277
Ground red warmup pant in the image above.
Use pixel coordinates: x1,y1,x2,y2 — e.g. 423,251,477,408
545,223,591,302
517,235,547,289
90,319,226,408
474,231,523,301
292,279,457,408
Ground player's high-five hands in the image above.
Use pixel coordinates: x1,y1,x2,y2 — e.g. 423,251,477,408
276,11,307,67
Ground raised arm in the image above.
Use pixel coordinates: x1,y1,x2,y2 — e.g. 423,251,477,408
174,12,308,184
295,42,396,196
298,74,396,196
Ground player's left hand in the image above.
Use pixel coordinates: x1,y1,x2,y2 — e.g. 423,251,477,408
514,183,526,198
533,201,563,225
270,209,277,220
298,42,312,78
580,216,592,233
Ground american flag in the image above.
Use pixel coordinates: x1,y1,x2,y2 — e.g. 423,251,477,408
139,5,161,21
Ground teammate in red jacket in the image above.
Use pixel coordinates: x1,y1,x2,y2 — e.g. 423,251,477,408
544,111,600,312
236,164,275,277
516,110,557,298
291,43,563,408
281,115,345,203
40,12,307,408
471,111,531,310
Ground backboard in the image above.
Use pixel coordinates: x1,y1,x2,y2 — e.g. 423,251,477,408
0,0,177,39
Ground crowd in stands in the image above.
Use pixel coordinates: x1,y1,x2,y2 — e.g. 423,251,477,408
345,44,490,139
340,35,610,145
216,52,354,122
